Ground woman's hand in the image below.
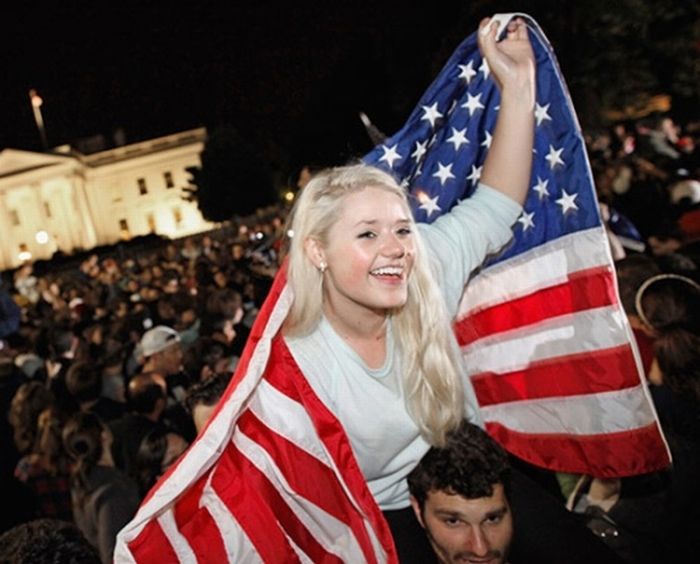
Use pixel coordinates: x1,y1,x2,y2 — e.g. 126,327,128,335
478,17,535,107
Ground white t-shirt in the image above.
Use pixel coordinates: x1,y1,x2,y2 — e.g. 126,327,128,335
285,184,522,510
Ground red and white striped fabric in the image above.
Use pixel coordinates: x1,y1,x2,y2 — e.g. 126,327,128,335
115,266,397,563
457,226,671,477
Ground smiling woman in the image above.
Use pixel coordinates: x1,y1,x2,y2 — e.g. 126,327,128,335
279,17,536,561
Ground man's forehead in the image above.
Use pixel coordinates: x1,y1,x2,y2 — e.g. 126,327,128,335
426,484,509,517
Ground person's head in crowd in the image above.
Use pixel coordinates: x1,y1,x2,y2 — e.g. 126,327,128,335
161,269,180,295
62,412,114,498
48,324,78,361
156,295,177,326
635,273,700,394
135,427,188,496
185,372,230,433
127,372,167,420
139,325,183,376
408,421,513,564
0,518,100,564
32,406,70,472
648,224,685,257
9,382,54,454
65,361,102,408
616,255,661,319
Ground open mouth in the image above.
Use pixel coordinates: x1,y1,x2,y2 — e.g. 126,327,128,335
369,266,404,279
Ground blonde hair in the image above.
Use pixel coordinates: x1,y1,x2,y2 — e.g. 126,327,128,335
285,164,464,445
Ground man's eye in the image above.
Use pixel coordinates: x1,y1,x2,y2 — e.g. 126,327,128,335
485,515,503,525
442,517,461,527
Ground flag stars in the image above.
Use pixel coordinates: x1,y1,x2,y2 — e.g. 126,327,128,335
556,190,578,214
411,140,428,163
545,145,565,170
419,195,442,218
518,211,535,231
421,102,443,128
458,60,477,84
379,144,402,168
433,162,456,186
481,131,493,149
466,164,483,186
479,58,490,79
447,127,469,151
535,102,552,127
462,92,485,117
532,176,550,198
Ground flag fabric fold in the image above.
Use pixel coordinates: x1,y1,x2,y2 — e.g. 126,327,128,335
116,13,670,564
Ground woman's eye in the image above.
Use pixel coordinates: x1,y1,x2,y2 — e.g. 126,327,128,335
358,231,376,239
397,227,412,236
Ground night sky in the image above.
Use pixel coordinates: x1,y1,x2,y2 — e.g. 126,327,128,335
1,0,480,172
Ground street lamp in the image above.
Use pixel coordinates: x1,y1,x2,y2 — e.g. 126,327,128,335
29,89,48,150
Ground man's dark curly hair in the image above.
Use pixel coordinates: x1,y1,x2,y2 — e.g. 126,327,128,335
407,420,510,509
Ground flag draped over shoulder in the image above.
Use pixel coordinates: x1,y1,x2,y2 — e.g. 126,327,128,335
363,14,670,477
116,14,671,564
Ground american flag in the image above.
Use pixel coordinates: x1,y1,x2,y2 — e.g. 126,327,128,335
364,14,670,477
116,14,670,563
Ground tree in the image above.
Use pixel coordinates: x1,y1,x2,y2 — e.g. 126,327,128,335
183,126,277,222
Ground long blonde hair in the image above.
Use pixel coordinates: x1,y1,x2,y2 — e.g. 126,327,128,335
285,164,464,446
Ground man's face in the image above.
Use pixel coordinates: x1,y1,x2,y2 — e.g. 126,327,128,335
411,485,513,564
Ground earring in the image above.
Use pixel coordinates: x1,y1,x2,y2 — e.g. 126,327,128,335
319,261,327,273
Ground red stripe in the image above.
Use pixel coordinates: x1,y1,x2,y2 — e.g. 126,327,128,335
211,439,302,563
128,520,179,563
472,345,640,406
173,472,228,562
486,421,670,478
456,266,617,347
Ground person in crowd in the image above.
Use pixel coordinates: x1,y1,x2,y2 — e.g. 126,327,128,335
139,325,187,402
184,372,229,433
133,427,188,497
109,371,168,480
8,381,54,456
62,411,140,564
408,420,513,564
65,361,124,422
0,518,100,564
15,406,73,522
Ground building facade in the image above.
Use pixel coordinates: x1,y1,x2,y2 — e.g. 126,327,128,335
0,128,212,271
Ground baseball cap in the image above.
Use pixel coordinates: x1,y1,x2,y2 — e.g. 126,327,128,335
139,325,180,357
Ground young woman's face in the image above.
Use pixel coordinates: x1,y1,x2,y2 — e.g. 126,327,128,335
318,186,415,319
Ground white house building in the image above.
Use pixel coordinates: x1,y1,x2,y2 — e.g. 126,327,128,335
0,128,212,271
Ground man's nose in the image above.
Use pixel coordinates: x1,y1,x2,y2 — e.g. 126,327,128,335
465,527,490,557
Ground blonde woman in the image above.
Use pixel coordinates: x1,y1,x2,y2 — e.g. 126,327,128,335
284,17,535,559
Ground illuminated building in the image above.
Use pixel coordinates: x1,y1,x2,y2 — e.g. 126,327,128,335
0,128,212,270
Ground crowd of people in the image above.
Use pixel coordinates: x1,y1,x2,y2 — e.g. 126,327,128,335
1,20,700,564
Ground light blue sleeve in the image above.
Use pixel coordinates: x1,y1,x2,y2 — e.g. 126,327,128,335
417,183,522,317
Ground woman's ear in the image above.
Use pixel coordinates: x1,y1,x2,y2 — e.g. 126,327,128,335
304,237,325,270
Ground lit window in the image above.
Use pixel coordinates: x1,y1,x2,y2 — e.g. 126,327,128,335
119,218,131,239
137,178,148,195
164,171,175,188
147,213,156,232
44,202,52,218
10,209,20,226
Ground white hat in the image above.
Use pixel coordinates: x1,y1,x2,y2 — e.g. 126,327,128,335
670,179,700,205
139,325,180,357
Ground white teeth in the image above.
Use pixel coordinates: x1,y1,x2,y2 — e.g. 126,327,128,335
370,266,403,276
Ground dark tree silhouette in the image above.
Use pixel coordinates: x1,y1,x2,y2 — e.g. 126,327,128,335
183,126,277,222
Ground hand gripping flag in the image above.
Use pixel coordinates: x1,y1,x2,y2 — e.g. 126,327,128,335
116,14,670,564
364,13,670,477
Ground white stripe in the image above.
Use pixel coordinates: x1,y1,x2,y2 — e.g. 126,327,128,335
117,285,294,546
481,386,658,435
199,472,262,563
459,226,610,317
463,305,628,375
233,429,368,562
157,510,197,563
250,379,388,561
286,535,317,564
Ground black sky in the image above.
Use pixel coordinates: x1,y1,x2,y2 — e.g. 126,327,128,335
1,1,475,170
